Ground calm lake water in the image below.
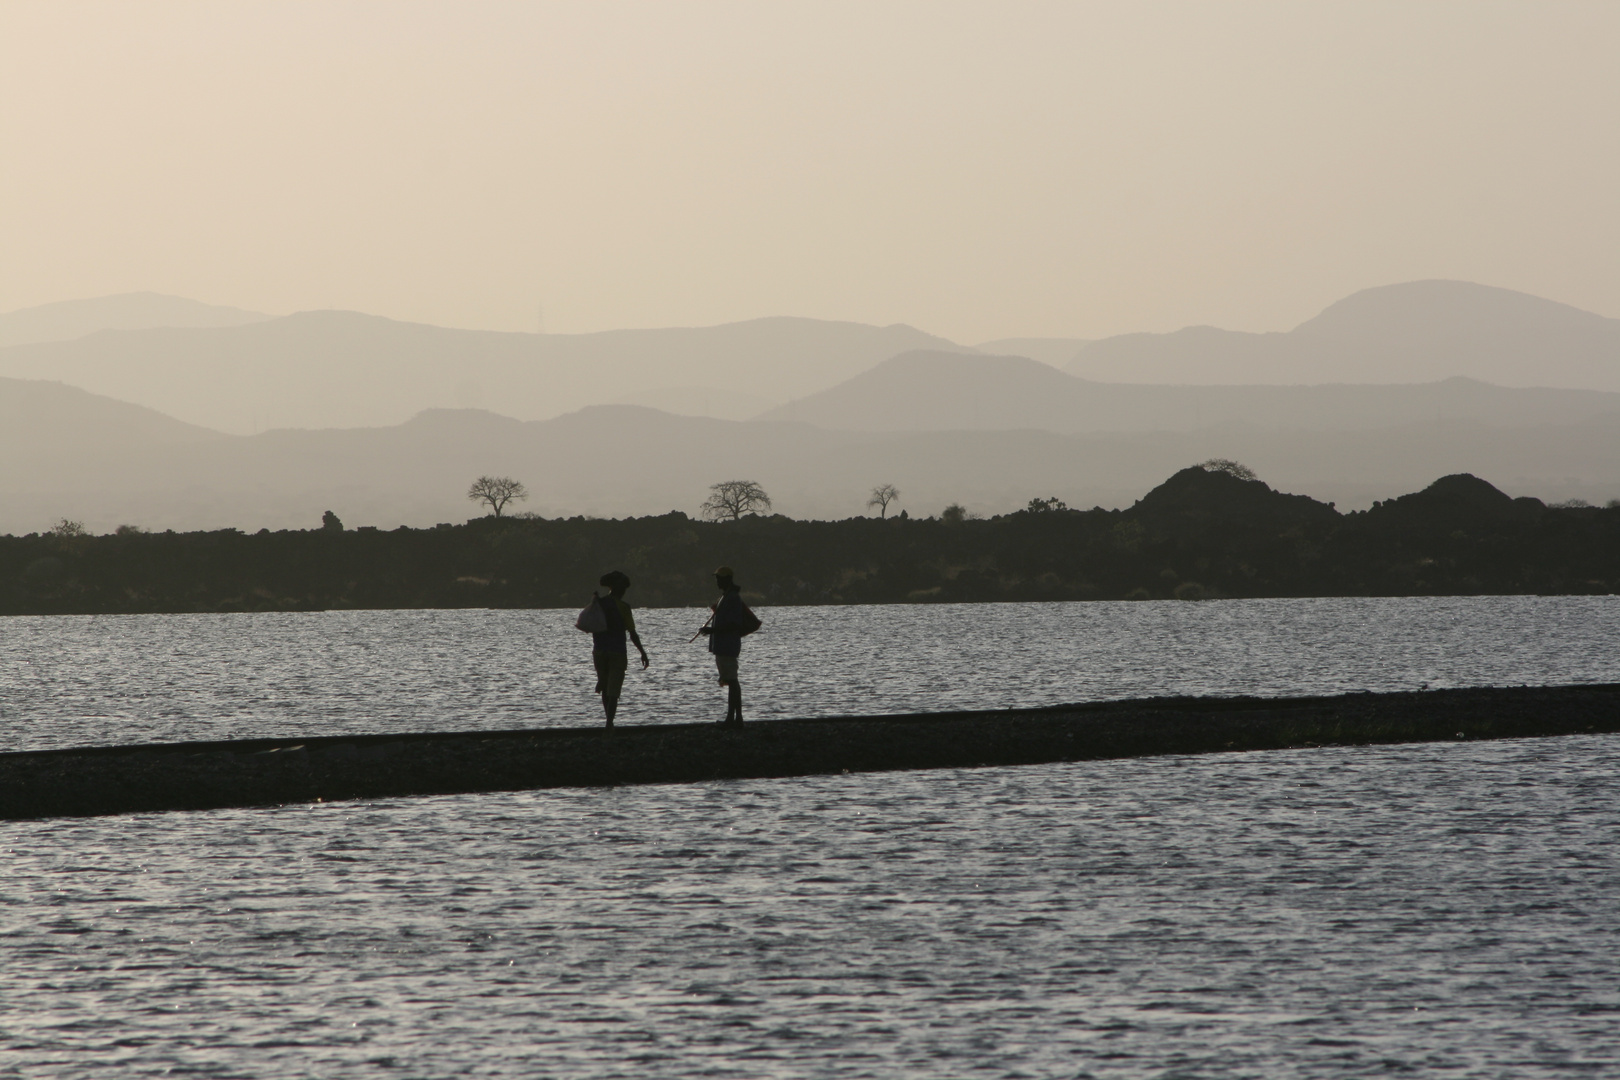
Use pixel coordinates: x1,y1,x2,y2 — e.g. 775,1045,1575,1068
2,596,1618,752
2,598,1617,1077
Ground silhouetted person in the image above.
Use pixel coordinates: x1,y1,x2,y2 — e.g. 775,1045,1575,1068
698,565,753,726
592,570,648,727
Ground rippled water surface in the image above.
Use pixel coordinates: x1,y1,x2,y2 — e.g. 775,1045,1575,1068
4,599,1618,1076
3,596,1618,752
3,737,1618,1078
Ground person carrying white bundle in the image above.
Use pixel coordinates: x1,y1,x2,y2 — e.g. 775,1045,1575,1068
574,570,649,727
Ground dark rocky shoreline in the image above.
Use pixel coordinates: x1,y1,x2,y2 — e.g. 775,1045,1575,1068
3,684,1617,821
7,470,1619,615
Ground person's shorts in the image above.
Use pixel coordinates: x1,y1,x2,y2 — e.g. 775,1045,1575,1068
594,650,628,699
714,654,739,685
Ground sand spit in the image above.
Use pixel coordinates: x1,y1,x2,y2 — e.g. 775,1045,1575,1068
3,685,1616,820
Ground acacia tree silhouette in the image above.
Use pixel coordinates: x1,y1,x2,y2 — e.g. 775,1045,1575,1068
701,480,772,521
867,484,901,518
1198,459,1258,481
467,476,529,517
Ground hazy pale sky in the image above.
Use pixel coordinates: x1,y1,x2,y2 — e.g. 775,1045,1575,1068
3,0,1617,341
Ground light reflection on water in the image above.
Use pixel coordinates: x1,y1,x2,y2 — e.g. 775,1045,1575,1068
2,595,1618,752
2,736,1617,1077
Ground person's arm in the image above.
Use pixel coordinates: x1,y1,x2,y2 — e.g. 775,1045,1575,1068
621,602,650,668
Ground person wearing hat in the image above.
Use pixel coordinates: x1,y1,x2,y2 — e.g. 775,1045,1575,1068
591,570,648,727
698,565,753,726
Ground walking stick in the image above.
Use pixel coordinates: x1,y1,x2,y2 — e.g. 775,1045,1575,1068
688,609,716,644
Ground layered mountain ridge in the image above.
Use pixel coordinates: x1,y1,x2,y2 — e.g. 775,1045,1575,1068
758,351,1620,432
0,310,970,433
1069,280,1620,389
2,280,1617,533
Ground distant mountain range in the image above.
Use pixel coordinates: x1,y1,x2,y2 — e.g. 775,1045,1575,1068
3,279,1619,533
758,351,1620,432
0,377,223,459
1069,280,1620,389
0,292,272,348
971,337,1090,368
2,280,1616,438
0,311,969,433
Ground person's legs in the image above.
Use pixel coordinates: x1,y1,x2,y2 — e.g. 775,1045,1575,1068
715,655,741,724
595,651,627,726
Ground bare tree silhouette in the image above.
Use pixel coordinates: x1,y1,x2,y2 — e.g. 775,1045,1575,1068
1198,459,1258,481
867,483,901,518
467,476,529,517
701,480,772,521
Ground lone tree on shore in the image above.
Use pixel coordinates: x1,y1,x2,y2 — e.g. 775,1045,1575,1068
467,475,529,517
867,483,901,518
701,480,772,521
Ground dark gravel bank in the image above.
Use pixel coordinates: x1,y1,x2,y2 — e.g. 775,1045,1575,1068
3,684,1617,820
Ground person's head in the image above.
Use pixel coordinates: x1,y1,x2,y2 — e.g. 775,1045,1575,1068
714,565,735,590
599,570,631,595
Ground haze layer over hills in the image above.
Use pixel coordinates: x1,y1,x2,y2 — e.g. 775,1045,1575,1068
3,279,1618,533
0,312,969,433
3,280,1613,438
1070,281,1620,389
760,352,1620,433
0,293,272,348
971,338,1090,368
4,375,1618,535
